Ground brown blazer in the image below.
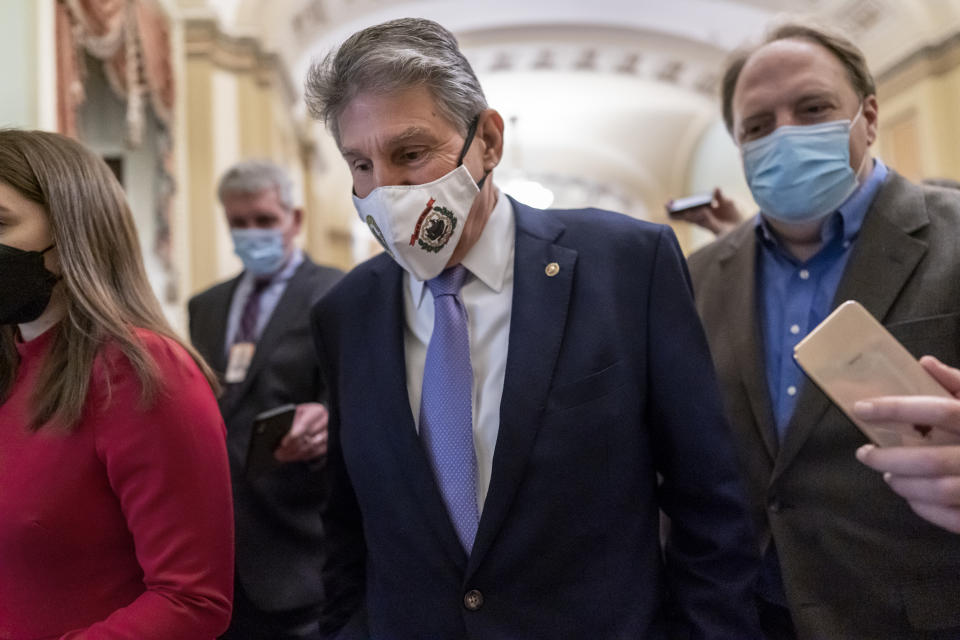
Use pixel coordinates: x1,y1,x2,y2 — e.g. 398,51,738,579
688,171,960,639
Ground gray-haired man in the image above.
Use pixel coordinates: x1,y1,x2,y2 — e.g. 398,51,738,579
307,18,762,640
189,159,342,639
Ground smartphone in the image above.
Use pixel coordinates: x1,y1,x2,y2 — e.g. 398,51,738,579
246,404,297,477
666,193,714,218
793,300,960,447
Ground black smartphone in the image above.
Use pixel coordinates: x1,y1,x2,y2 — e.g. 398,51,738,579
666,193,714,218
246,404,297,478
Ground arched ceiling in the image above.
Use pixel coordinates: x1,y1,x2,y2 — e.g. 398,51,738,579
179,0,960,222
190,0,960,88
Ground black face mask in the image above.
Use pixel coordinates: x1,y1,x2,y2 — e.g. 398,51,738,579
0,243,59,325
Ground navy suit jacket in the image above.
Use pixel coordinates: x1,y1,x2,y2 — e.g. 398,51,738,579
312,199,761,639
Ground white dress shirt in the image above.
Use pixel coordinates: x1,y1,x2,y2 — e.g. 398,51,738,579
404,190,515,511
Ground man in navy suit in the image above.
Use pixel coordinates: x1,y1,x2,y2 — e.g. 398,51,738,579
306,18,761,639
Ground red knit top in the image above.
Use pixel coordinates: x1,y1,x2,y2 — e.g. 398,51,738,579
0,327,234,639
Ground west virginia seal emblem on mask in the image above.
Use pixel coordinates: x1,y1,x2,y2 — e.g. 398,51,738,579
409,197,457,253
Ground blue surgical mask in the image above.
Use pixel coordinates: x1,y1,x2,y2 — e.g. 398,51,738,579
742,107,863,224
230,228,288,276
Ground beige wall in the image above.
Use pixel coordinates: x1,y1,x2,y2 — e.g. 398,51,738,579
0,0,55,130
179,18,356,306
876,36,960,182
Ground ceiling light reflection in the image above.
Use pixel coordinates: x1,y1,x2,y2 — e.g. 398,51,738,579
501,177,555,209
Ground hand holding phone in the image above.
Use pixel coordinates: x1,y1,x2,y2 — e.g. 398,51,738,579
793,301,960,447
853,355,960,533
665,188,743,237
666,193,715,218
246,404,297,478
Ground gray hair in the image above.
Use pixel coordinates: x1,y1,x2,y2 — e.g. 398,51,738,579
217,159,295,210
304,18,488,145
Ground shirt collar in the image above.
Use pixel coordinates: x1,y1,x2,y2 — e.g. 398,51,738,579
241,247,304,287
409,188,514,308
755,158,888,248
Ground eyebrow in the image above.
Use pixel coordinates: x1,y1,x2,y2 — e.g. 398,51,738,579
341,126,436,158
739,89,841,123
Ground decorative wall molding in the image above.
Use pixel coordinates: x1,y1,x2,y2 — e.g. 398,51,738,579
184,17,297,106
877,30,960,99
466,44,719,97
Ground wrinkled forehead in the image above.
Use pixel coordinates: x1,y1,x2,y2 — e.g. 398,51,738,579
338,85,459,149
733,38,856,116
222,186,290,214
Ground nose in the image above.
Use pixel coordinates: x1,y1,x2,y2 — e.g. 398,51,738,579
774,107,802,129
372,165,412,191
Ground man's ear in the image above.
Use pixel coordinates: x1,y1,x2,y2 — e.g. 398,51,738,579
478,109,505,172
290,207,304,234
863,94,879,146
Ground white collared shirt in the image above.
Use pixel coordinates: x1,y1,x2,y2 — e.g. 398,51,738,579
403,190,515,511
224,248,304,355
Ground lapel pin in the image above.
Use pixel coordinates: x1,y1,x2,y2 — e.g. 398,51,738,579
545,262,560,277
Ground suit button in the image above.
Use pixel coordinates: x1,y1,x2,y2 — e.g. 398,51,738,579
769,497,782,513
463,589,484,611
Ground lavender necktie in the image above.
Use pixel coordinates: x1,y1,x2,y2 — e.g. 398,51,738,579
420,265,479,553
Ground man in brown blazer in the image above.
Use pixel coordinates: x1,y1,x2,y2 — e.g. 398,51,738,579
687,23,960,640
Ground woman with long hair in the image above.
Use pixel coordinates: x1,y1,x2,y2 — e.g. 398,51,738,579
0,129,234,637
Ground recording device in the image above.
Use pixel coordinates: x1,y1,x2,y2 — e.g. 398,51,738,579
793,300,960,447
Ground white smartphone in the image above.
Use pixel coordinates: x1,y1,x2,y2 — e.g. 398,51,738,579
666,193,714,218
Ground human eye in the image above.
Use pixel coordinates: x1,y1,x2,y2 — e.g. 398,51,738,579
739,119,771,143
351,159,371,172
800,99,835,120
397,147,427,164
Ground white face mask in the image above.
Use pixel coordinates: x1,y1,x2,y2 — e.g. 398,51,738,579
353,164,482,281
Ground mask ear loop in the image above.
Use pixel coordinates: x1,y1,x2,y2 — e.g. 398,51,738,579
456,115,489,190
850,101,871,179
39,244,64,283
850,101,864,128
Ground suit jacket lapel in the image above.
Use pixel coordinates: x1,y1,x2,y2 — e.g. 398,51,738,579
364,259,472,571
717,228,779,462
221,262,311,417
199,277,239,375
775,172,929,476
467,200,576,578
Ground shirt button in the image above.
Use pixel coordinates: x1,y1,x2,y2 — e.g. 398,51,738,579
843,240,851,249
464,589,484,611
790,324,800,335
787,385,797,396
799,269,810,280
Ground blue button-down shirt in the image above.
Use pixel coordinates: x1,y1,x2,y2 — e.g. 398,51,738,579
757,160,888,437
754,160,887,608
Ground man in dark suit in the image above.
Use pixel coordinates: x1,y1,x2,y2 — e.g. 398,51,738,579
687,24,960,639
188,160,342,640
305,18,762,640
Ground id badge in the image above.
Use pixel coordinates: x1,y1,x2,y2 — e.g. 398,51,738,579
225,342,256,383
